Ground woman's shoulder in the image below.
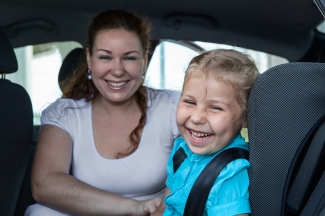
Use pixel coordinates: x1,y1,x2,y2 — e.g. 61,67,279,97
42,98,91,116
41,98,91,126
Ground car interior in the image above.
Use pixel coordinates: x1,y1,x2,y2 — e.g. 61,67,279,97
1,0,325,215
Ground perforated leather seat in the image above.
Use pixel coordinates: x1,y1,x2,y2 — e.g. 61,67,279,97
248,62,325,216
0,26,34,216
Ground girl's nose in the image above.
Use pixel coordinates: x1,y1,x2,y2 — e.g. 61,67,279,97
190,107,206,125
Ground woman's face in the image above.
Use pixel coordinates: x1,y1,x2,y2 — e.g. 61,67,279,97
87,28,147,104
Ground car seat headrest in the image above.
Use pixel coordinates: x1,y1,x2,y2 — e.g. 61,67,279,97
58,47,84,91
0,27,18,74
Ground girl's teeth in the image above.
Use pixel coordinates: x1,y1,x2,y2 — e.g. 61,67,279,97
191,131,210,137
191,131,210,140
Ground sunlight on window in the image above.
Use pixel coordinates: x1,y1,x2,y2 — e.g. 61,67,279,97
145,41,198,91
194,41,288,73
146,40,288,94
9,41,82,125
31,50,62,124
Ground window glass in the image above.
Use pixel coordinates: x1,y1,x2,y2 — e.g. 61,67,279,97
8,41,82,125
194,41,288,73
317,19,325,33
146,40,288,92
145,41,198,91
8,39,287,127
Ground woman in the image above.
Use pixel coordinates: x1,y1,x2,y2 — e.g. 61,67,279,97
25,9,180,216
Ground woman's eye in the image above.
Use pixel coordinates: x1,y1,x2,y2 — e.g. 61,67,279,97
124,56,137,61
99,55,111,60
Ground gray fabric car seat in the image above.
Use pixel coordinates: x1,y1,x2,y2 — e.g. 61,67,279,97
248,62,325,216
0,26,34,216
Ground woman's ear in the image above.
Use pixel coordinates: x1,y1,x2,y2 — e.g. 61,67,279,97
144,51,149,72
86,48,91,69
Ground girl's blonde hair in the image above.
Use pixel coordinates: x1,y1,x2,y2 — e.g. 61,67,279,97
184,49,260,115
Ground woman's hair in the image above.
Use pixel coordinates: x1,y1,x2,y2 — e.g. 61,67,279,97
61,9,152,155
184,49,260,115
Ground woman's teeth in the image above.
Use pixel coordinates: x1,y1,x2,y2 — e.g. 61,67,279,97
108,81,126,87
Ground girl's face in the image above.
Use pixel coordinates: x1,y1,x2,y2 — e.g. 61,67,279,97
176,74,246,155
87,29,147,104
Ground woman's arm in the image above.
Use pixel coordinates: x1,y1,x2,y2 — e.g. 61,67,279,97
31,124,158,216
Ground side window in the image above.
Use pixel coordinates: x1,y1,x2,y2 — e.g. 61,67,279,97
146,41,288,91
145,41,199,91
7,41,82,125
194,41,288,73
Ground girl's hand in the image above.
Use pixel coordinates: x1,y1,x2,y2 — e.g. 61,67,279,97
132,197,162,215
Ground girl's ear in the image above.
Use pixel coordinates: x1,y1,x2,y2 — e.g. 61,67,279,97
242,120,248,128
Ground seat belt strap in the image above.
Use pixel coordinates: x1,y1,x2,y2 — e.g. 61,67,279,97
180,147,249,216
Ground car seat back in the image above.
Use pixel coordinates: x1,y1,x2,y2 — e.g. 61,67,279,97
58,47,84,91
247,62,325,216
0,26,34,216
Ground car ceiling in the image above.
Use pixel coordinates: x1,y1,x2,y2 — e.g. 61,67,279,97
0,0,323,62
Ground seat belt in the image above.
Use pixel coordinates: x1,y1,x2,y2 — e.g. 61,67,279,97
300,169,325,216
173,147,249,216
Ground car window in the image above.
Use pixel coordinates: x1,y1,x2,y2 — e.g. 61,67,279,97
7,40,287,127
145,41,199,91
317,19,325,33
146,41,288,92
7,41,82,125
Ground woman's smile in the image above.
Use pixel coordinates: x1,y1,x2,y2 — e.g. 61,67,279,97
105,80,129,89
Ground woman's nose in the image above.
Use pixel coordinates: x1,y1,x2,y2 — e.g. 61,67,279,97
111,60,125,77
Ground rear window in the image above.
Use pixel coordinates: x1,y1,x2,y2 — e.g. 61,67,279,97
8,40,288,127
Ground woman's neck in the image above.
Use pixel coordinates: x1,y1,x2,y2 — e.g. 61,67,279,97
92,95,138,116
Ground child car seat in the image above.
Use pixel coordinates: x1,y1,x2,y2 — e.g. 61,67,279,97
248,62,325,216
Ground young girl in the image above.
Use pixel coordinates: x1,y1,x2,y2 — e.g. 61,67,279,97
152,49,260,216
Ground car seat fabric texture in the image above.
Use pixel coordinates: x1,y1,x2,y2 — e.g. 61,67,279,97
247,62,325,216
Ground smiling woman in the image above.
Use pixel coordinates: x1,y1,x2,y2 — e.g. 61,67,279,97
25,9,181,216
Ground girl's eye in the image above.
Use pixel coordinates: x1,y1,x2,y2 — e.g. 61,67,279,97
211,106,222,111
184,100,195,105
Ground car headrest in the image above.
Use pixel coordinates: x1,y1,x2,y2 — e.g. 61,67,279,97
58,47,84,91
0,27,18,74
